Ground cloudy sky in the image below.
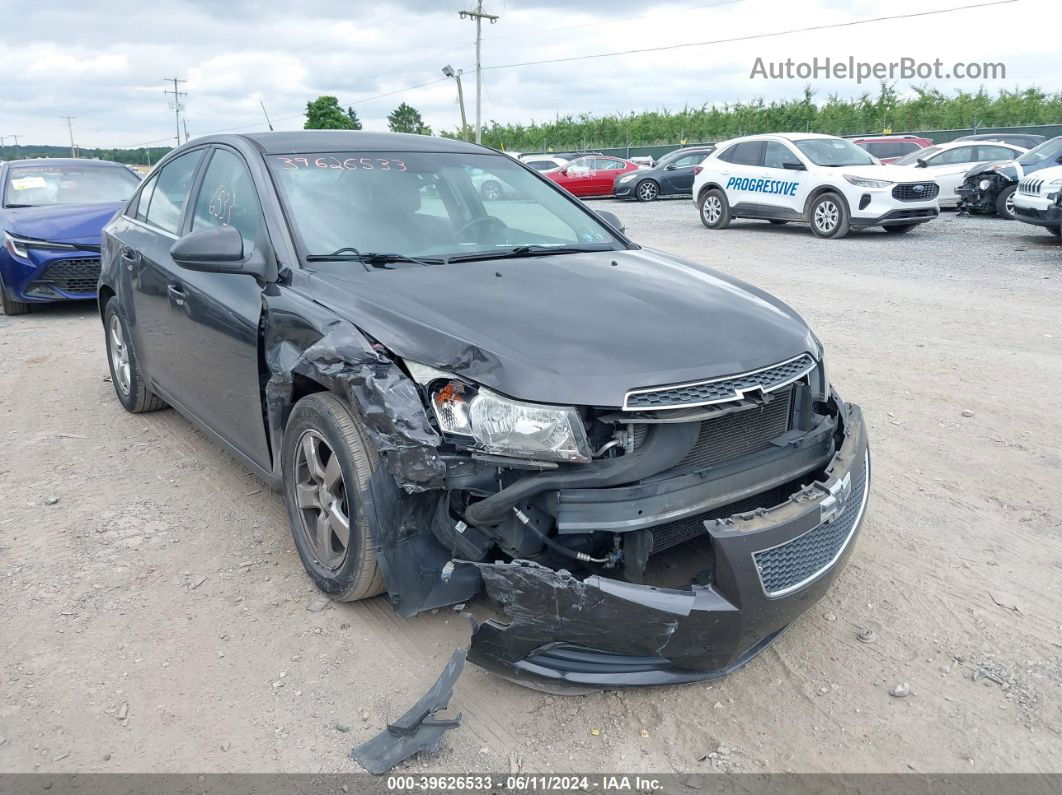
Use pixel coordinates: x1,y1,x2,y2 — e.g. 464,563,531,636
0,0,1058,149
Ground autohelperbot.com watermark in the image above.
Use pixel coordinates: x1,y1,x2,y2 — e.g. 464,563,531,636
750,56,1005,83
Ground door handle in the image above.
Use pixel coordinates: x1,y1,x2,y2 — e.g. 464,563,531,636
167,283,187,305
120,246,140,270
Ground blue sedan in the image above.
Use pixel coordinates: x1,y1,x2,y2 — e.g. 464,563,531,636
0,158,140,315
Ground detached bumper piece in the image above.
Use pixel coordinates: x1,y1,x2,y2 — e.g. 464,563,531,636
467,403,869,690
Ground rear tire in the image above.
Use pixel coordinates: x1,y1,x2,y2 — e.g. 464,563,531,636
103,298,167,413
635,180,659,202
884,224,918,234
1046,225,1062,239
281,392,386,603
0,276,31,315
995,185,1017,220
698,188,731,229
809,193,850,239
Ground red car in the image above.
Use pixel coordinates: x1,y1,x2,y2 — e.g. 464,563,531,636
545,155,642,197
849,135,934,164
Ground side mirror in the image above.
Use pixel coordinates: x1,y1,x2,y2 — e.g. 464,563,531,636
664,163,678,170
782,161,806,171
1055,154,1062,164
596,210,625,235
170,226,272,280
915,158,928,168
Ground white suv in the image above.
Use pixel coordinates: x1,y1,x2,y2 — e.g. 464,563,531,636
692,133,940,238
1012,165,1062,238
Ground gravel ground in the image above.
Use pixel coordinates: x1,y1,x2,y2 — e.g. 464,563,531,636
1,203,1060,775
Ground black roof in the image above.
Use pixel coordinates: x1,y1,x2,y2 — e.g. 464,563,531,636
226,131,488,155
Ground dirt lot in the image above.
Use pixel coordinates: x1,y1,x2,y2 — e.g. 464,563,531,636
1,205,1060,776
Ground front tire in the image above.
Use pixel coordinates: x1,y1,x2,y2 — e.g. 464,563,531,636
884,223,918,234
103,298,167,413
698,188,731,229
809,193,850,239
0,276,31,315
1046,225,1062,239
995,185,1017,220
635,180,659,202
281,392,386,602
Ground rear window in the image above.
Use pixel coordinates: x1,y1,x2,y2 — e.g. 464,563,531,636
863,141,921,159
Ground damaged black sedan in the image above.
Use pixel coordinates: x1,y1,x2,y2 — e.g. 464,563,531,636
99,132,869,689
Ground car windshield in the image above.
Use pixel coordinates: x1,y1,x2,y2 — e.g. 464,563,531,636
892,146,942,166
3,164,139,207
793,138,876,167
267,151,623,261
1018,137,1062,166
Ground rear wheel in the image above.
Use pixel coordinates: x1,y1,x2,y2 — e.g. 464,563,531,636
698,189,731,229
1046,225,1062,239
809,193,850,239
281,392,386,602
635,180,659,202
104,298,167,413
0,276,31,315
995,185,1017,220
884,223,918,234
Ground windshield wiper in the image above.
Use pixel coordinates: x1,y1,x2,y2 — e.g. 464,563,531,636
446,243,614,264
304,249,442,267
4,203,35,208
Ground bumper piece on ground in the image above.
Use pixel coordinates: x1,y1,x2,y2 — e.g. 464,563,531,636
351,649,466,774
466,404,869,690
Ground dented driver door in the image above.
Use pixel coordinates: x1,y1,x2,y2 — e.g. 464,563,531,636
167,146,273,472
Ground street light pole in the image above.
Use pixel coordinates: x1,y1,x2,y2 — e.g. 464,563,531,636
442,65,469,141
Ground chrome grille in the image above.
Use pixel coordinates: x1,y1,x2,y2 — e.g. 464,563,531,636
1019,177,1045,195
752,453,869,597
624,354,815,411
891,182,939,201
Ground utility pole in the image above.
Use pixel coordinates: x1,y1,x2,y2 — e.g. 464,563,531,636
61,116,78,158
260,100,274,131
459,1,499,144
9,134,21,159
163,77,188,148
441,65,469,141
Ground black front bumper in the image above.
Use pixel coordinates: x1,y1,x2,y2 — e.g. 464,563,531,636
1013,202,1062,227
850,208,938,228
467,403,869,690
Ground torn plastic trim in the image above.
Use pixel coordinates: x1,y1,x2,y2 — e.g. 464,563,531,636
351,649,466,775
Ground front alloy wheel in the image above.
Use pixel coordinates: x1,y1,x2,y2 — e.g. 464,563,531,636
109,315,132,397
636,180,659,202
809,193,851,239
103,297,166,413
293,431,350,571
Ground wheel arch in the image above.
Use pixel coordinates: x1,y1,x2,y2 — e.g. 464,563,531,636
802,185,851,222
696,182,725,205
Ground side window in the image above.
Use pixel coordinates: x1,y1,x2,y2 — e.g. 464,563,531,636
144,150,204,234
730,141,765,166
764,142,801,169
670,153,703,168
592,158,622,171
191,149,262,252
567,158,592,174
133,173,158,222
977,145,1018,161
930,146,977,165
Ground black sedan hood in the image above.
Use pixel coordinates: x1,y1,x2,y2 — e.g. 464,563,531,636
307,249,812,407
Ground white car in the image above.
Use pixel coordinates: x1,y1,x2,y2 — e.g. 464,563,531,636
888,140,1026,207
1012,164,1062,238
520,155,569,172
692,133,940,238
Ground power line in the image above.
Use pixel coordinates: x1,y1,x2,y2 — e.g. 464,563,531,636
482,0,1019,72
60,116,78,158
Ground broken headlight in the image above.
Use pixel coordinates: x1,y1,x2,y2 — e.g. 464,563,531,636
407,363,591,463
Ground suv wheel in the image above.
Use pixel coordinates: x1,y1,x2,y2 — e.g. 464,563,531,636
636,180,659,202
699,188,731,229
0,275,31,315
809,193,850,239
104,298,167,413
281,392,386,602
996,185,1017,220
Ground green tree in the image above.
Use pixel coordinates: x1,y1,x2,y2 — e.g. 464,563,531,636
304,96,353,130
346,107,363,130
388,102,432,135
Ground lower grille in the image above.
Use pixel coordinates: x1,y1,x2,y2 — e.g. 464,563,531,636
752,454,869,596
649,491,770,553
892,182,939,201
523,645,668,674
28,258,101,295
633,385,793,473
